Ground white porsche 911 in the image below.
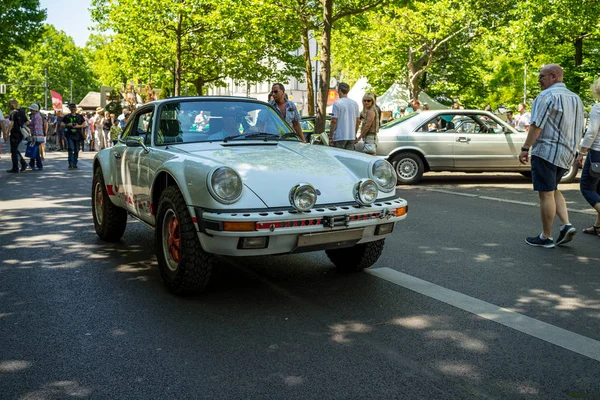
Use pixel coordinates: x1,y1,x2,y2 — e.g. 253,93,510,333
92,97,407,295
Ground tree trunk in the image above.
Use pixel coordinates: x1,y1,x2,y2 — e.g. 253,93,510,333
301,25,315,116
316,0,333,134
174,14,183,97
574,37,583,66
407,47,424,102
193,79,204,96
573,36,584,95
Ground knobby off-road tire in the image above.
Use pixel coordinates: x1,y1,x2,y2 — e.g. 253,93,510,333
326,239,385,272
392,152,424,185
92,168,127,242
156,186,214,295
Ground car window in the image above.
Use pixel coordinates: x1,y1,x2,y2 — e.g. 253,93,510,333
155,100,297,145
416,114,457,133
135,110,154,144
121,108,154,145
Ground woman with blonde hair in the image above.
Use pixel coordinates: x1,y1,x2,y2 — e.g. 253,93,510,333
577,77,600,236
357,93,379,155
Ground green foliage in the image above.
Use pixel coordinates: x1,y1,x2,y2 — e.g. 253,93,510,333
89,0,304,96
0,0,46,69
1,25,99,110
333,0,600,108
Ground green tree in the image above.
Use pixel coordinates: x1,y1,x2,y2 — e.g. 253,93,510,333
90,0,303,97
4,25,98,109
0,0,45,69
333,0,516,106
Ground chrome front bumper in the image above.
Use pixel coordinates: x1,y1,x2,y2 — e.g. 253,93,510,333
192,197,407,256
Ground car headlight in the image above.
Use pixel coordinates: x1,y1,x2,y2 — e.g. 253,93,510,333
289,183,317,211
355,179,378,205
370,159,397,191
208,167,243,204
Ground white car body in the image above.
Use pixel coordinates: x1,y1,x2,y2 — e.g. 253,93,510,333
91,97,407,294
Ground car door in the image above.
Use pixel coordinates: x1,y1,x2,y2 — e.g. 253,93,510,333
120,106,155,216
411,116,455,169
452,114,520,169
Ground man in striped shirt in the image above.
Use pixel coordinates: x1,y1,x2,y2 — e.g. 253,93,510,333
519,64,585,248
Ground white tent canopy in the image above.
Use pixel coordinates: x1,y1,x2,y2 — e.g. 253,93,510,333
378,83,448,112
347,77,370,106
346,78,448,112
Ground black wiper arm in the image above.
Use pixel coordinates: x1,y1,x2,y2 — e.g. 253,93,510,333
223,132,282,142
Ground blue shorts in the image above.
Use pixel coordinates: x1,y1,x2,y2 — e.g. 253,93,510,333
531,155,566,192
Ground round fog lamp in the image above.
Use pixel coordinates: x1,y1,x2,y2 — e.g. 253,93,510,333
290,183,317,211
355,179,378,205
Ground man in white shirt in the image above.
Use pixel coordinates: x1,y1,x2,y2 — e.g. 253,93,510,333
329,82,360,150
515,102,531,131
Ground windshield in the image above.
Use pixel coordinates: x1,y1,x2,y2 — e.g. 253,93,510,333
380,112,419,129
155,99,297,145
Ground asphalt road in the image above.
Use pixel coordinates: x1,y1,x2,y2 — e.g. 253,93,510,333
1,149,599,399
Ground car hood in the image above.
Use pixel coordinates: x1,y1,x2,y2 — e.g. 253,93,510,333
179,142,374,207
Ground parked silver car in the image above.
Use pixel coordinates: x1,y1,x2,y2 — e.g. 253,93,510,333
356,110,579,184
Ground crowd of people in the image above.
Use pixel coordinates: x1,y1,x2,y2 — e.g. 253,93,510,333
0,101,130,171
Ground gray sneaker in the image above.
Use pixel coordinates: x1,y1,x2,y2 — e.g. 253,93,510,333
556,224,576,246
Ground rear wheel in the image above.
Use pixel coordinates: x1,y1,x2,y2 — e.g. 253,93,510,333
156,186,213,295
326,239,385,272
392,152,424,185
92,168,127,242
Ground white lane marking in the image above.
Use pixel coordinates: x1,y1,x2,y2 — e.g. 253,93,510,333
367,267,600,362
410,187,595,215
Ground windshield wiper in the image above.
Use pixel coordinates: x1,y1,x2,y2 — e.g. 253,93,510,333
223,133,285,142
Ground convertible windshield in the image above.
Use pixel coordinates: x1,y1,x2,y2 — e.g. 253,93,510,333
155,99,298,145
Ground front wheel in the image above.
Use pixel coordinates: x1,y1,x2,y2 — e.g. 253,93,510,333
326,239,385,272
92,168,127,242
391,152,424,185
156,186,213,295
561,160,578,183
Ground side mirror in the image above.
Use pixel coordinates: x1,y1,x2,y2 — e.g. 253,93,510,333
125,136,150,153
503,126,512,134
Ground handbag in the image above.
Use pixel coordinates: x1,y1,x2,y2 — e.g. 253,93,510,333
25,142,39,158
20,126,31,140
590,162,600,178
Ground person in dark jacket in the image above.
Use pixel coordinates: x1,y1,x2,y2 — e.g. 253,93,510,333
6,99,28,173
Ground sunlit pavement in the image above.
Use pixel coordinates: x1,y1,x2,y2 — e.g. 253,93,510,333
1,149,599,399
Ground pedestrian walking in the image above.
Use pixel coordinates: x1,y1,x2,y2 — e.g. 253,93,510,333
576,77,600,237
26,104,44,170
39,106,48,160
55,110,66,151
515,102,531,132
269,83,305,142
0,107,6,158
356,93,379,155
518,64,585,248
60,103,86,169
93,107,104,150
101,111,114,149
329,82,360,150
6,99,28,173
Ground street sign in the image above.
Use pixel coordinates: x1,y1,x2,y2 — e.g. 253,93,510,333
0,84,6,94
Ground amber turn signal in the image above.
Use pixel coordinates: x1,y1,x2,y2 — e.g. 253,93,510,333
395,207,407,216
223,221,256,232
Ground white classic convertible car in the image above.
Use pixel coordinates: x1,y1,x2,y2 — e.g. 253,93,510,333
92,97,408,295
